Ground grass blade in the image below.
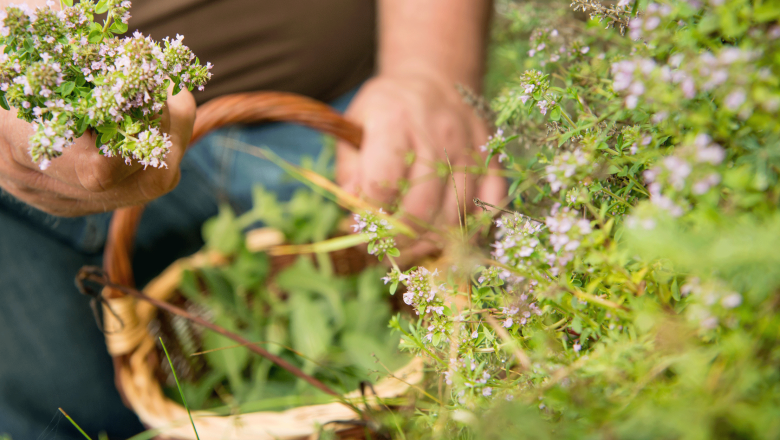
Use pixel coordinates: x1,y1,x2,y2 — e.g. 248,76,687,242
58,408,93,440
160,337,201,440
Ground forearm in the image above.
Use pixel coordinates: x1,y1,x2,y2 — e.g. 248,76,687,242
377,0,493,92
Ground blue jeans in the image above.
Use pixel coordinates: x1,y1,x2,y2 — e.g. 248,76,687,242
0,88,358,440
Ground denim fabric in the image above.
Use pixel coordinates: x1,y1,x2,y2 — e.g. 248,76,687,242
0,87,358,440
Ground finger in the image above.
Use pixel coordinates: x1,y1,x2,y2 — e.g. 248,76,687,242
396,233,441,266
477,169,508,207
397,131,446,224
335,139,360,189
21,163,182,216
353,113,410,207
2,109,144,191
161,87,196,157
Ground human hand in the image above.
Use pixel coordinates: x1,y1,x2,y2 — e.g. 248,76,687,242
336,68,506,233
0,88,196,217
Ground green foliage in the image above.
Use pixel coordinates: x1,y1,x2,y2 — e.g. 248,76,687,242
349,0,780,438
171,186,408,411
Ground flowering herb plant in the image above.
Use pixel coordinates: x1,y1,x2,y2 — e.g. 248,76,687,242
345,0,780,437
46,0,779,437
0,0,211,169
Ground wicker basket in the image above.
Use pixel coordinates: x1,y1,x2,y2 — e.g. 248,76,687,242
99,92,423,440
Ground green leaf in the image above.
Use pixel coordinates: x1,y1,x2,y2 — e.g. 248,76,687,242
202,204,243,255
95,0,109,14
276,258,345,328
109,20,128,34
508,178,520,196
289,292,332,372
78,117,90,134
550,106,562,122
484,151,495,168
342,332,402,375
100,129,116,143
62,0,73,6
202,315,250,393
59,81,76,96
387,247,400,257
87,29,103,44
0,93,9,111
571,317,583,334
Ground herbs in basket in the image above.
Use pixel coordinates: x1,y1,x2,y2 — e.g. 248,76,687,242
156,185,410,411
0,0,212,169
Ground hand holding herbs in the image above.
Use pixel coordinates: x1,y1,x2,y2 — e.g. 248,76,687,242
0,0,210,215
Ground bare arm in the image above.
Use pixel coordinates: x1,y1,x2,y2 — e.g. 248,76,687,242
378,0,492,91
337,0,505,251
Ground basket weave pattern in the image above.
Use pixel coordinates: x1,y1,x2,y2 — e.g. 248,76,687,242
100,92,422,439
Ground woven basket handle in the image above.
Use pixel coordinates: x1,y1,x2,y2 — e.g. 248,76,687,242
103,92,363,293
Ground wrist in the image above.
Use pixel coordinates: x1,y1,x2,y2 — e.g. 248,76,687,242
378,60,480,93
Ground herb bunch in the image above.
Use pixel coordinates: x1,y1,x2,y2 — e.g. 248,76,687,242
167,184,407,410
0,0,212,169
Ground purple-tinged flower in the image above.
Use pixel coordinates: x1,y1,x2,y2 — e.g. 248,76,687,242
724,89,746,111
692,173,721,195
721,293,742,309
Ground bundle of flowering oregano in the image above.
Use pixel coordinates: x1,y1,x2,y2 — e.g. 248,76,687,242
0,0,212,169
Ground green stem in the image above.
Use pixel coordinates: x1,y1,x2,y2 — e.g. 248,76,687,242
600,187,633,208
560,108,577,129
388,255,401,273
583,201,606,228
548,109,618,142
626,174,650,196
102,12,113,33
397,327,445,365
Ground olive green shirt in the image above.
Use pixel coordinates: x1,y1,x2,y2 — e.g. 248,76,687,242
130,0,377,104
